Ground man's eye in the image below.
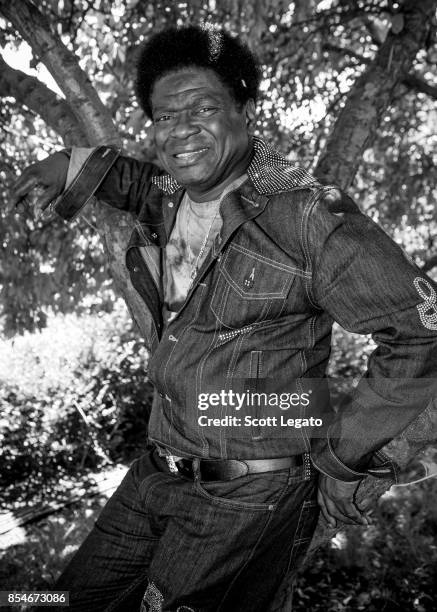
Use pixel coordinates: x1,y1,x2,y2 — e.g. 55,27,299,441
155,115,172,123
197,107,216,115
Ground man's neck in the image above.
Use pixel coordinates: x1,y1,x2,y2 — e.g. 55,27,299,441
185,142,253,203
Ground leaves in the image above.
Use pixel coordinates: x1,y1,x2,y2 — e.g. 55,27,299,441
0,306,152,506
293,480,437,611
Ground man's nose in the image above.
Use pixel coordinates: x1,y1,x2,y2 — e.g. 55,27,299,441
170,112,200,138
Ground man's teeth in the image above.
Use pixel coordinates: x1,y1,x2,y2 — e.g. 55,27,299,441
175,148,207,158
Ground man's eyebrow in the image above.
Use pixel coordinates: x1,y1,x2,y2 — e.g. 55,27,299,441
153,93,222,114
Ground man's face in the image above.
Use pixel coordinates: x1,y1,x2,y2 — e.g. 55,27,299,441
150,68,253,200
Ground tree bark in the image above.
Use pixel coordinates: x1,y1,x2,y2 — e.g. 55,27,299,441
0,56,88,147
403,72,437,100
315,0,436,189
0,0,119,146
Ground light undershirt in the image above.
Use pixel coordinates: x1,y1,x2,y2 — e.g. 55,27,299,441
163,174,247,322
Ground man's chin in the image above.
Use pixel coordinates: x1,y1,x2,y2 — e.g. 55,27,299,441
170,167,211,188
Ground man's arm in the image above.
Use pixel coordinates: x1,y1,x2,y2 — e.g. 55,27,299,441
307,187,437,522
11,146,159,220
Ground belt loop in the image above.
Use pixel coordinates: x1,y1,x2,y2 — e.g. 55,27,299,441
192,458,201,481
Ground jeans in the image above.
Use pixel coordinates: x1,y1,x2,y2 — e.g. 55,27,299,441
54,449,319,612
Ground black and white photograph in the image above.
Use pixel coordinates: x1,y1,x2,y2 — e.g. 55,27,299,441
1,1,437,611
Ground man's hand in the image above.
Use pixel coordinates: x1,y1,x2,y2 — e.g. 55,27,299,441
10,152,70,217
317,474,371,527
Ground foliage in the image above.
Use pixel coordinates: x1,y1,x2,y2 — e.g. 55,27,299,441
293,481,437,611
0,109,113,334
0,303,152,508
1,0,436,333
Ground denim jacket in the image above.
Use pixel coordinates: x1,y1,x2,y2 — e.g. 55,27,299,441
55,138,437,481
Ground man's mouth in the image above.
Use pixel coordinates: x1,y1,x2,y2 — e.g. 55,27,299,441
172,148,209,164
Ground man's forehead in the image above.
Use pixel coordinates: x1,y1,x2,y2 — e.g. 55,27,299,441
151,68,228,108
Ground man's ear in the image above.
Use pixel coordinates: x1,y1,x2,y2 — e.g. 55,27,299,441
244,99,256,133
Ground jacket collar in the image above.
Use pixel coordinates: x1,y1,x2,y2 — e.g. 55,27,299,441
151,136,318,196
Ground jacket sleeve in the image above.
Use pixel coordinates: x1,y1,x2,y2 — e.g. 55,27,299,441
53,146,160,221
307,187,437,482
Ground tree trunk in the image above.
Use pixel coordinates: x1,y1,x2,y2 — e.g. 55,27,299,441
0,56,88,147
314,0,436,189
0,0,118,146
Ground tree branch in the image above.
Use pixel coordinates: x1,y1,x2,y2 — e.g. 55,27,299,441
324,42,437,100
403,72,437,99
0,56,88,147
315,0,436,189
323,41,372,64
0,0,120,146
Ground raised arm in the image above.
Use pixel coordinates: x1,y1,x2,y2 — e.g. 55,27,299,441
11,146,160,219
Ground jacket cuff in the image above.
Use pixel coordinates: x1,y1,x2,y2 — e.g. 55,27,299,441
53,145,120,221
311,433,368,482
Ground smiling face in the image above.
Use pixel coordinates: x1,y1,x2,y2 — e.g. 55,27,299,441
150,68,254,202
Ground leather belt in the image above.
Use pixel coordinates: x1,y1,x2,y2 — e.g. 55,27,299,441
156,450,306,481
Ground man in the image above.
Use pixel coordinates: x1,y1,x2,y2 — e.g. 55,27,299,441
12,25,437,612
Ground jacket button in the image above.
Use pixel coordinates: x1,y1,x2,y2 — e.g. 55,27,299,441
133,266,139,272
168,201,174,208
151,232,157,239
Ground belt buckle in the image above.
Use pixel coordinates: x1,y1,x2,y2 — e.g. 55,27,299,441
165,455,179,474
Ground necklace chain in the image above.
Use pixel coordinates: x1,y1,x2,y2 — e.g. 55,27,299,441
186,200,220,283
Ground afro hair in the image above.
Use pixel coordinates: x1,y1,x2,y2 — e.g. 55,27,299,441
135,24,261,118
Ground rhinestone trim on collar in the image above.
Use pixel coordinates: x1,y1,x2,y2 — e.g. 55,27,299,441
151,137,318,195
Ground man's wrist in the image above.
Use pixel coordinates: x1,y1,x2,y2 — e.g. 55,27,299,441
311,439,369,482
52,146,120,221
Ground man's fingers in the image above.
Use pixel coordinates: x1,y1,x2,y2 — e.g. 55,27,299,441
317,488,336,528
322,491,367,526
9,183,56,218
33,188,57,218
356,496,373,513
335,501,368,526
323,494,355,525
9,174,40,209
339,501,369,526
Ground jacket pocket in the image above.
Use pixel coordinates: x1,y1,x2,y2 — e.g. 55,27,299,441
210,244,296,329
